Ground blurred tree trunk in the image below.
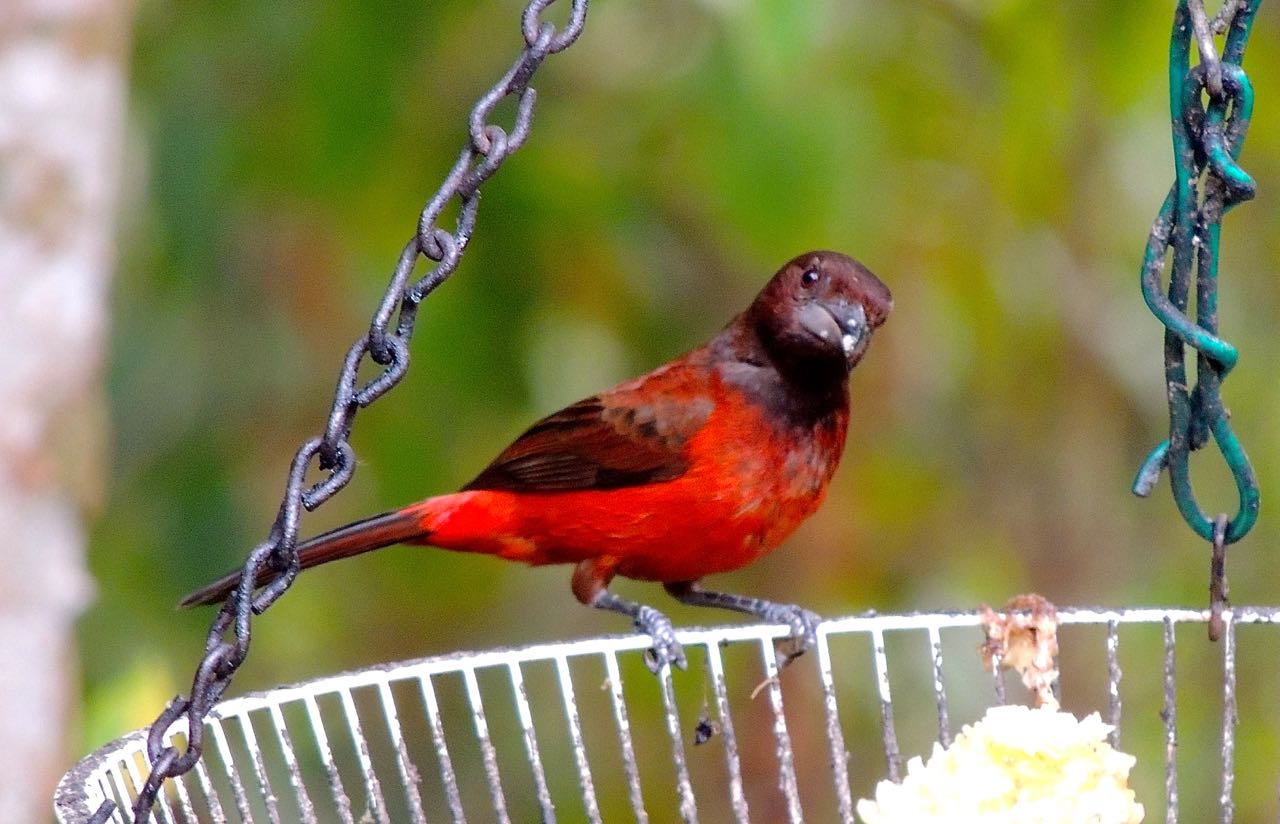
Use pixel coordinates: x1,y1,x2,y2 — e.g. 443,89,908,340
0,1,130,819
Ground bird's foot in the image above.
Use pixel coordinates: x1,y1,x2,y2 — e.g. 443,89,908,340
633,605,687,673
757,602,822,668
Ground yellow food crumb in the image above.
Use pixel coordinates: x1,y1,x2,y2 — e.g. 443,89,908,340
856,705,1143,823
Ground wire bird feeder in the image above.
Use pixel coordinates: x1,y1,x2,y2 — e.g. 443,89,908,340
54,607,1280,823
59,0,1274,822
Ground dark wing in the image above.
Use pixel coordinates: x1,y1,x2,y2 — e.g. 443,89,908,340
463,391,712,493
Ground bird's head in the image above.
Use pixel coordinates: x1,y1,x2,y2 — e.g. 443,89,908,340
748,250,892,378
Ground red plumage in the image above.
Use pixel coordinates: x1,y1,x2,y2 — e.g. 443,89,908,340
184,251,892,669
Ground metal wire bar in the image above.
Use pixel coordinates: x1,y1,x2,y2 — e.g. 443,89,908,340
760,636,803,823
1220,611,1238,824
816,626,854,824
375,678,427,824
1164,617,1179,824
602,650,648,823
418,674,465,824
462,667,510,824
990,648,1006,705
657,665,698,824
266,703,316,824
110,4,590,819
926,623,952,748
702,641,749,824
190,747,224,822
235,712,281,824
1106,619,1122,749
507,661,555,823
338,688,387,823
209,717,254,823
300,694,353,824
869,627,902,784
554,653,602,824
106,761,130,822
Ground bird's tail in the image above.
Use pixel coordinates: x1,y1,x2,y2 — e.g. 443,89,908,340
179,502,437,608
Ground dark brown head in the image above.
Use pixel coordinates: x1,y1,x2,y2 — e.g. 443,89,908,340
747,250,892,380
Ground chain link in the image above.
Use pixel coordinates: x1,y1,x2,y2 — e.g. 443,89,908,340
88,3,588,821
1132,0,1260,548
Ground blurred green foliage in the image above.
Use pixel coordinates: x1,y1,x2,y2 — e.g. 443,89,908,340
84,0,1280,817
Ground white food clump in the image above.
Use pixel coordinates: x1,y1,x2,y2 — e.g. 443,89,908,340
856,705,1144,824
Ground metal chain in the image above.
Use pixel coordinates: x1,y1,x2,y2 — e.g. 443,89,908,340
89,2,588,821
1132,1,1261,552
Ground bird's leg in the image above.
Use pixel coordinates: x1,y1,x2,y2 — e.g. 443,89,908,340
573,558,686,672
664,580,821,667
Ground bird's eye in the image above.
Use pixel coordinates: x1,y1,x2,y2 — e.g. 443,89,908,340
800,268,820,287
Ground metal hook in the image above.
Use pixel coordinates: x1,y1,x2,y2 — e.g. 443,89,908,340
1209,513,1230,641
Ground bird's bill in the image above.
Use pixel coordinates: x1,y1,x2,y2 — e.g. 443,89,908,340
798,299,871,362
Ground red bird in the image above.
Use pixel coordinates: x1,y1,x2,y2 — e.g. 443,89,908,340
184,251,892,670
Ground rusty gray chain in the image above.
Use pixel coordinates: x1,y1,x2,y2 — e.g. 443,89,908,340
89,2,588,821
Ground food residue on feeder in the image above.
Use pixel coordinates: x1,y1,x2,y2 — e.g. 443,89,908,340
856,594,1144,823
980,592,1060,709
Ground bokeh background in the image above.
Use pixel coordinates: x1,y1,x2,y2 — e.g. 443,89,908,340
68,0,1280,819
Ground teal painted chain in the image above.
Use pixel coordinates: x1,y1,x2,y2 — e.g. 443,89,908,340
1132,0,1261,544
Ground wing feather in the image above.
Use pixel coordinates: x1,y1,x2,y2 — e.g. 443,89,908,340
463,387,712,493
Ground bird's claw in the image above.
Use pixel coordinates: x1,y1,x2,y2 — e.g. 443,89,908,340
759,603,821,668
634,605,687,673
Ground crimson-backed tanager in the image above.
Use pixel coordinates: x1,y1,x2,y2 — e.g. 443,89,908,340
183,251,892,670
